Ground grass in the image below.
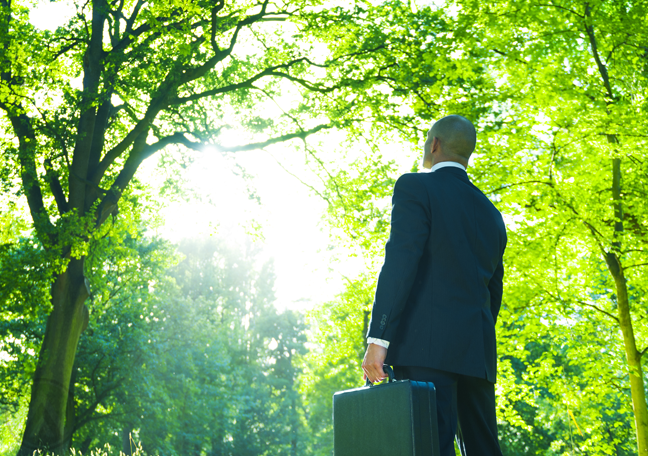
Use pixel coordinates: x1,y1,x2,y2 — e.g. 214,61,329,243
0,410,147,456
1,444,148,456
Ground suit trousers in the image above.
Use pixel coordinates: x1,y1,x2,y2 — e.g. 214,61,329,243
394,366,503,456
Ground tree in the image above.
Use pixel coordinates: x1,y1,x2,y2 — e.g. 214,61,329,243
300,276,374,456
452,0,648,452
67,222,177,453
0,182,172,453
0,0,395,453
302,0,648,453
121,237,307,456
2,228,311,454
62,234,308,455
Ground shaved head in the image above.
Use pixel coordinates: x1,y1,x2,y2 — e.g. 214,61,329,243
430,115,476,161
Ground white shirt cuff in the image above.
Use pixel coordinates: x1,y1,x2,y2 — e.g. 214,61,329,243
367,337,390,349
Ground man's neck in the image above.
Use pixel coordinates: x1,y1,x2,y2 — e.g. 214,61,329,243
430,161,467,173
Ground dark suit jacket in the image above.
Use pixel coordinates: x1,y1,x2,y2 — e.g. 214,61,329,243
367,167,507,383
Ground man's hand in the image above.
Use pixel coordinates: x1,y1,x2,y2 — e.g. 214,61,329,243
362,343,388,384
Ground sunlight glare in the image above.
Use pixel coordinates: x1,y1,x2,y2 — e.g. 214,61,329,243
30,0,76,31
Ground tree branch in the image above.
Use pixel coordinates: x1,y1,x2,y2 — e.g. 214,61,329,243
4,110,55,244
576,300,620,322
266,150,331,204
44,159,69,214
94,4,386,191
535,3,584,18
265,70,339,93
72,379,122,435
90,96,166,186
93,5,266,185
153,123,338,155
210,0,226,52
94,122,337,228
68,0,109,212
111,6,191,55
484,179,554,196
583,3,614,100
124,0,144,36
485,175,610,253
213,123,337,152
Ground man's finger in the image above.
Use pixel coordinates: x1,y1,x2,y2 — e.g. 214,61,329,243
363,367,385,384
362,343,388,384
363,367,377,382
369,363,386,379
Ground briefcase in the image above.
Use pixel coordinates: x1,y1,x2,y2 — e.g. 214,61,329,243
333,365,440,456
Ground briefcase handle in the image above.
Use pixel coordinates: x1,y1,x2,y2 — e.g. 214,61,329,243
365,364,395,387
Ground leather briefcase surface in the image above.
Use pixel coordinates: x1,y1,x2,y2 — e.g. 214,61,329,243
333,367,440,456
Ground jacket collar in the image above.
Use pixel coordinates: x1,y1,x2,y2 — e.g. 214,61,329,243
432,165,471,183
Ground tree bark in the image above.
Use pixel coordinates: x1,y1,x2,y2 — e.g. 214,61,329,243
18,258,89,456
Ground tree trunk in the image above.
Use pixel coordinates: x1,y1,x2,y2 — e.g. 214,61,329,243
18,258,89,456
606,157,648,455
63,359,78,451
607,257,648,455
122,425,134,456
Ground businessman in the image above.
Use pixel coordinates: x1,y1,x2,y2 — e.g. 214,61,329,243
362,115,507,455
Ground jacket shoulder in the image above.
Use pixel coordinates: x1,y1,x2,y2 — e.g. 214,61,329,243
395,172,427,187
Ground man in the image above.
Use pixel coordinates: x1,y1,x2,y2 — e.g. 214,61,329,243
362,115,506,456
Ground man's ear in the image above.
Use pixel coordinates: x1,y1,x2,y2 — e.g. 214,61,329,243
432,137,440,153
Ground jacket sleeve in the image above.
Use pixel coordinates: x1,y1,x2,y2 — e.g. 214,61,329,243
366,173,430,342
488,257,504,324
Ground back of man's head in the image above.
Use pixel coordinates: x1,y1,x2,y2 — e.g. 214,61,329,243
430,115,476,161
